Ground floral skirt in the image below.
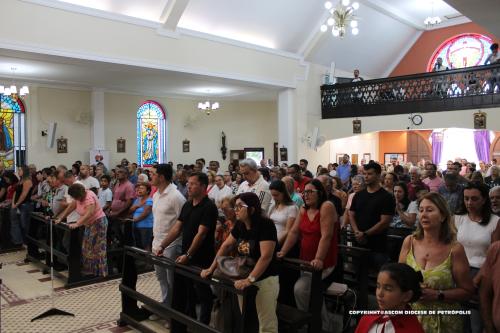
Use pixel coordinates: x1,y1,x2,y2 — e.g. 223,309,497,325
82,216,108,277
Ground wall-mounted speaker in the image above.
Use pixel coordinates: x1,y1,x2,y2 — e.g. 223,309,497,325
47,122,57,149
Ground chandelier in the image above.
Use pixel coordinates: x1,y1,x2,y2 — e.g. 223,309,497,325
320,0,359,39
0,67,29,97
424,1,441,28
197,100,220,115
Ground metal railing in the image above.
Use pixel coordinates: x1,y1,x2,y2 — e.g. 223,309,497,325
321,63,500,118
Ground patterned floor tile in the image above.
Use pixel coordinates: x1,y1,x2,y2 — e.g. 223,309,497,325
0,250,168,333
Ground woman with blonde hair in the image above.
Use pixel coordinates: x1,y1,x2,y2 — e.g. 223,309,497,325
399,192,474,332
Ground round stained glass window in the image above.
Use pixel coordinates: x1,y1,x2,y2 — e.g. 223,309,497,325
427,33,493,72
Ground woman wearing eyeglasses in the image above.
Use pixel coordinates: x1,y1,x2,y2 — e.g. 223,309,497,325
201,192,279,333
277,179,338,331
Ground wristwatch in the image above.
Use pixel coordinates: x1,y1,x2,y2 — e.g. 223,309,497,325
185,252,192,260
248,275,256,284
437,290,445,301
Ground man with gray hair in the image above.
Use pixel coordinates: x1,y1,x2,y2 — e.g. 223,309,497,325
408,166,429,201
237,158,272,213
490,186,500,216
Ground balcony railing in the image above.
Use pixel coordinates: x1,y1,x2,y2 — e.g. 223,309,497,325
321,63,500,119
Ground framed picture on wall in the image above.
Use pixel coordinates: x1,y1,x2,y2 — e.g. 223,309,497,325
474,111,486,129
363,153,371,163
351,154,358,165
57,137,67,154
182,139,190,153
384,153,405,165
117,138,126,153
336,153,346,164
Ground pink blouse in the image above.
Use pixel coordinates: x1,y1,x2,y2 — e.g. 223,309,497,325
76,190,105,223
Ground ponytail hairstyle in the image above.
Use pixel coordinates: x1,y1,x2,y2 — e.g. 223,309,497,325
379,263,423,303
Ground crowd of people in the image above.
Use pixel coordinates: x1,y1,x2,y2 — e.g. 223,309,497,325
2,155,500,333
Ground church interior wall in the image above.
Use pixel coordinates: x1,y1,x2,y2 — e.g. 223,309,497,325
25,87,92,168
104,92,277,169
390,22,498,76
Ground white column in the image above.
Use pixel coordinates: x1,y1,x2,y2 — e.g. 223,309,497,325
278,88,297,163
91,88,105,150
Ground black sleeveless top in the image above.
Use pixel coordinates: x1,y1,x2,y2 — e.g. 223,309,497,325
15,180,33,205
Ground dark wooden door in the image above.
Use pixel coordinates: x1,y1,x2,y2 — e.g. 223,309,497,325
407,132,431,164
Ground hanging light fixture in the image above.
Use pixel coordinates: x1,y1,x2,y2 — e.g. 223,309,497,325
197,100,220,115
1,67,29,98
320,0,360,39
424,0,441,28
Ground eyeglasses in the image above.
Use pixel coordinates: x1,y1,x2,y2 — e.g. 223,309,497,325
303,189,318,195
234,204,248,211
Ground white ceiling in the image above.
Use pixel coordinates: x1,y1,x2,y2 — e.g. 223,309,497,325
0,49,279,101
2,0,476,99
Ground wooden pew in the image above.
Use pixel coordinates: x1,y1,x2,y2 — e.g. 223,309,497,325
276,257,322,333
25,212,132,288
118,246,259,333
0,206,21,253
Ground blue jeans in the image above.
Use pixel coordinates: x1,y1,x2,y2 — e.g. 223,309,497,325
154,244,181,306
10,203,33,245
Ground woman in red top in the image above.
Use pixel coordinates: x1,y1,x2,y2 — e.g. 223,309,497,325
278,179,338,331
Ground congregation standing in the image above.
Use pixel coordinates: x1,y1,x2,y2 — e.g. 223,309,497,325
3,155,500,333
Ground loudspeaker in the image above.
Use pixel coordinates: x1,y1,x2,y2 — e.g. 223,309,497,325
47,122,57,149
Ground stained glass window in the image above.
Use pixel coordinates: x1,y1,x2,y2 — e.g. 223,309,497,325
0,95,26,169
427,33,493,72
136,100,165,166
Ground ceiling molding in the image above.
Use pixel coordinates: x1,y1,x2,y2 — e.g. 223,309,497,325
298,10,332,58
21,0,161,28
362,0,424,30
20,0,305,63
178,28,303,61
160,0,190,31
0,38,298,89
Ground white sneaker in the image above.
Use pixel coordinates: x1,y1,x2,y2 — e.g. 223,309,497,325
149,314,160,321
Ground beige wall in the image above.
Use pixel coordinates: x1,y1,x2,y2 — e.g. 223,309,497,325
25,87,92,167
320,107,500,141
25,87,277,170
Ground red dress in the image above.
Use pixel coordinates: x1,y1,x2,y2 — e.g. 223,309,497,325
299,210,338,268
355,314,424,333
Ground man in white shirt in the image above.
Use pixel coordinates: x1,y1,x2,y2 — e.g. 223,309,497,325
151,163,186,308
78,164,100,191
237,158,272,214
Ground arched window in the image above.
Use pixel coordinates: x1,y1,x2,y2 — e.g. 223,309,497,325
427,33,493,71
136,100,166,167
0,95,26,169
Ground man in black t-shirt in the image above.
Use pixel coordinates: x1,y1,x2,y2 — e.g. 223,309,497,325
158,172,217,332
349,162,395,270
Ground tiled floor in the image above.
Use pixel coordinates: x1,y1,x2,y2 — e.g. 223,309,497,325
0,249,170,333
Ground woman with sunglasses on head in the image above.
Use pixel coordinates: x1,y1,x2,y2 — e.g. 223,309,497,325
277,179,338,331
201,192,279,333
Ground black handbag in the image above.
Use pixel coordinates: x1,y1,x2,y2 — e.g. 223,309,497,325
213,256,256,280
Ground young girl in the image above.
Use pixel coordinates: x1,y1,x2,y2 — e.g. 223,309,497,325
355,263,425,333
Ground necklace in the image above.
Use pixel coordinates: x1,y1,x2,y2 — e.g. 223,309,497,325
468,214,482,222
